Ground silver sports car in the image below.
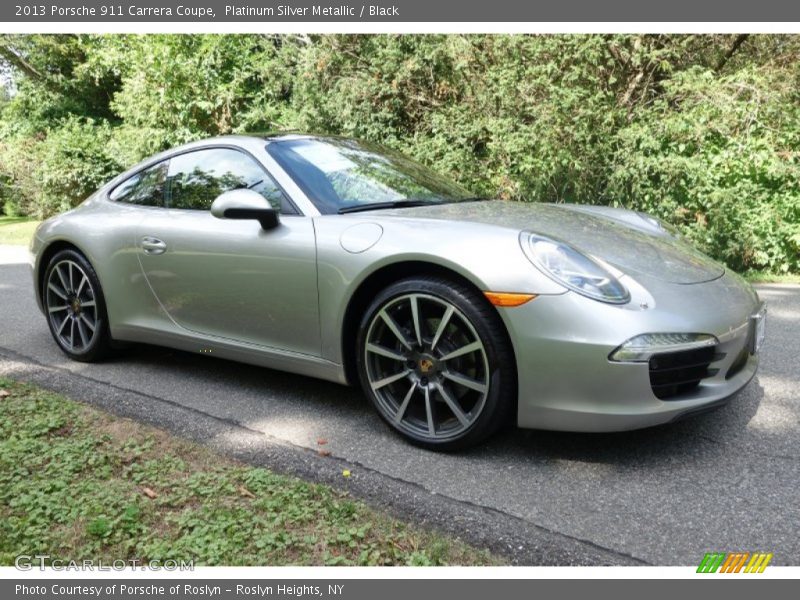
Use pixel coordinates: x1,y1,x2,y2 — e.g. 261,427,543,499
30,134,766,450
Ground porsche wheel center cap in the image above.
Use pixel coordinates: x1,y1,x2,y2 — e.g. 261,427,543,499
417,356,437,375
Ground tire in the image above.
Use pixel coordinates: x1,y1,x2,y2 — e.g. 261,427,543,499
356,276,516,451
42,248,113,362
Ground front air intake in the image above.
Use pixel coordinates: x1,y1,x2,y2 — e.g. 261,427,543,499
649,346,718,400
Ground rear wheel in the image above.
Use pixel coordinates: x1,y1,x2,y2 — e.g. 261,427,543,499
356,276,515,450
43,249,112,362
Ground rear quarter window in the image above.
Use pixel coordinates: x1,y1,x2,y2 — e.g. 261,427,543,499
109,161,168,207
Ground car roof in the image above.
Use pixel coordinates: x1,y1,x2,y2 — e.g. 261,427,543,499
225,132,339,142
101,133,350,196
152,132,360,156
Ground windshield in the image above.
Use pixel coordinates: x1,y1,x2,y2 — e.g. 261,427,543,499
265,137,474,214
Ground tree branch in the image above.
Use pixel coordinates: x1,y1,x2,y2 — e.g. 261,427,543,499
0,44,43,81
715,34,749,72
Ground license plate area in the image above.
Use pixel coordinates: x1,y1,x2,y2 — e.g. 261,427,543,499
748,305,767,355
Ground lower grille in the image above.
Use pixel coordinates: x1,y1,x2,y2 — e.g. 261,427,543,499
725,347,749,380
649,346,717,400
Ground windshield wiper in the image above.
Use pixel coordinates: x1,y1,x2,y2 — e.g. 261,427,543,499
337,197,488,214
338,200,437,214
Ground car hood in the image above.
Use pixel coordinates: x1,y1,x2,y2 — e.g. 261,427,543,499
381,201,725,284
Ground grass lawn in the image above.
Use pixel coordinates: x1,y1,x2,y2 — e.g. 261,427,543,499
0,216,40,246
0,378,497,566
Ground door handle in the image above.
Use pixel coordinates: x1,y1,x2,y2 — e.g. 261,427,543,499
141,236,167,255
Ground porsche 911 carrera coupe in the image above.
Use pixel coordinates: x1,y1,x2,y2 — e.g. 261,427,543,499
30,134,766,450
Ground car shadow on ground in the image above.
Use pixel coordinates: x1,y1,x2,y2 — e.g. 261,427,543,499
115,341,369,411
478,382,765,464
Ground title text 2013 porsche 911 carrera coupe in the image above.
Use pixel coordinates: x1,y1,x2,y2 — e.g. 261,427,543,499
30,134,766,450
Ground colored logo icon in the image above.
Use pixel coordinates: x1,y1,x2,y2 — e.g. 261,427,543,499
697,552,773,573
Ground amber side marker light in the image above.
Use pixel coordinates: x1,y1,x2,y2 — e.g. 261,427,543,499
484,292,537,307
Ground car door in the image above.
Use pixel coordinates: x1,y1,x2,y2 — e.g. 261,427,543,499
135,147,320,357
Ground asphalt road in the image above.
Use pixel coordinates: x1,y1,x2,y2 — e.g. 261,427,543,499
1,246,798,565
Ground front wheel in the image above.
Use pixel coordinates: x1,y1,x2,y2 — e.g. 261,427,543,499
356,277,516,451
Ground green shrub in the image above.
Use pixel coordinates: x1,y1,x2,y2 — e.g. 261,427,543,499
0,117,121,218
608,68,800,273
1,34,798,273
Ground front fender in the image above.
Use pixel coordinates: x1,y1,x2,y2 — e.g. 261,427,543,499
313,214,567,364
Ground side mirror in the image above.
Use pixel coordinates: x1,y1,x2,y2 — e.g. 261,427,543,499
211,189,280,230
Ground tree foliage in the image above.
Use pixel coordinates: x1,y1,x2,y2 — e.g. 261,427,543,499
0,34,798,272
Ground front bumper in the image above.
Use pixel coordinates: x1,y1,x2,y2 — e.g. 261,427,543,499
504,270,762,432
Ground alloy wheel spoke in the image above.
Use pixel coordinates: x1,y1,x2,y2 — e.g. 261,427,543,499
76,319,89,347
435,383,471,427
442,370,488,394
69,319,77,349
81,300,96,309
55,265,70,293
439,340,482,362
68,262,75,291
394,382,417,424
79,313,96,332
379,309,413,350
48,282,68,300
430,305,454,352
76,274,88,297
366,343,407,362
409,295,423,347
48,305,69,314
56,314,71,336
370,369,411,391
423,386,436,436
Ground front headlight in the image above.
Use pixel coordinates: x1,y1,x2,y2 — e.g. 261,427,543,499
523,233,630,304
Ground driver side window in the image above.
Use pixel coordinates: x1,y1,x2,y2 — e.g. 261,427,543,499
165,148,293,213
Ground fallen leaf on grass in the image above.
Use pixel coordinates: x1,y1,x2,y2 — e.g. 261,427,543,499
141,487,158,499
0,389,11,399
238,486,256,499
